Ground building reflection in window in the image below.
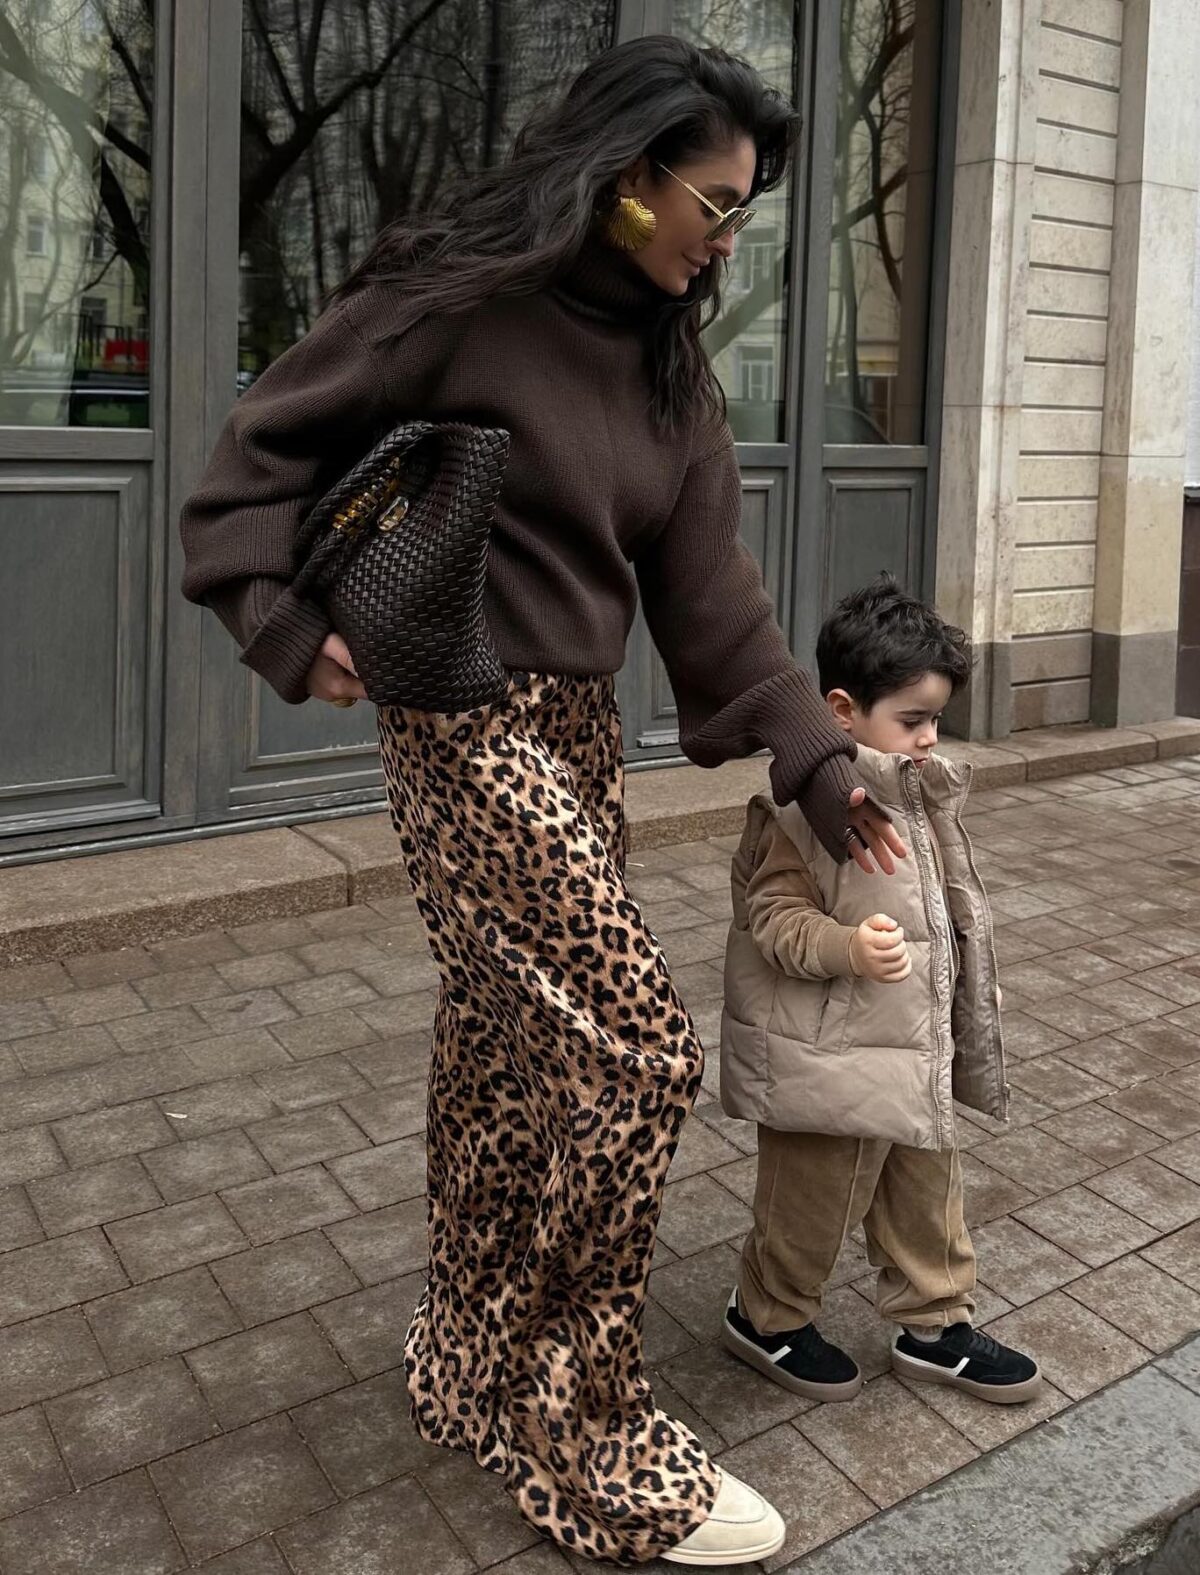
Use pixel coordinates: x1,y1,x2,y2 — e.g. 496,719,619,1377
0,1,153,427
825,0,941,445
672,0,797,443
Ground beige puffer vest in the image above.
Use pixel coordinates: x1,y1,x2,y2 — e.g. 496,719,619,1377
720,746,1007,1150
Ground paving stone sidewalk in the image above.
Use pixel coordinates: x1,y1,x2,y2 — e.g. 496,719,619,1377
4,754,1200,1574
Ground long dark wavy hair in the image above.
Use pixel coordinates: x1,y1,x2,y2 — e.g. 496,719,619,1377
337,35,800,430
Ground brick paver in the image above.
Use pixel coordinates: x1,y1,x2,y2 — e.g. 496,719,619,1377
4,755,1200,1569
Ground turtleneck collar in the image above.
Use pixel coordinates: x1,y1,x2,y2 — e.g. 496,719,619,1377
552,232,673,325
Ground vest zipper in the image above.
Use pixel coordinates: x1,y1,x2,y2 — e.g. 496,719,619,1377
899,762,954,1150
952,793,1009,1121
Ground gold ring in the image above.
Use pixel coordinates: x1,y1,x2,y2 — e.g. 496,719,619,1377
332,697,356,708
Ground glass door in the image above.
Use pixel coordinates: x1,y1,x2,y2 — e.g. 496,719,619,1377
795,0,948,651
0,0,163,854
617,0,806,757
196,0,622,822
619,0,950,760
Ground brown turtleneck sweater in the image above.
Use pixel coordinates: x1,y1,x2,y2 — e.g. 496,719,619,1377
179,242,859,858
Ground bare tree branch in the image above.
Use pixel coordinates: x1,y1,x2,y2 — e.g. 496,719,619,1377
833,165,907,240
703,256,785,358
239,0,453,234
247,0,301,122
97,153,149,298
0,14,150,173
103,6,152,121
301,0,330,104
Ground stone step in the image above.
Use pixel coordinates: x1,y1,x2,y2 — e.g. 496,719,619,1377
2,718,1198,965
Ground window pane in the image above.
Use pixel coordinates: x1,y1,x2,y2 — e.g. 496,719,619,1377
238,2,616,386
671,1,797,443
0,2,153,428
825,0,940,445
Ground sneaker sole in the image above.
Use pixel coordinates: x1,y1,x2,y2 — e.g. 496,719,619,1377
891,1346,1044,1404
721,1320,864,1402
661,1522,786,1565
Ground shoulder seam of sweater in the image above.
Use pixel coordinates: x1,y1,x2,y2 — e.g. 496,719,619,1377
340,286,428,352
687,432,736,471
340,301,409,407
340,305,392,363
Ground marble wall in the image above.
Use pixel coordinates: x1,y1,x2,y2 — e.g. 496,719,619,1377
1009,0,1122,729
936,0,1198,735
1092,0,1200,725
936,0,1040,739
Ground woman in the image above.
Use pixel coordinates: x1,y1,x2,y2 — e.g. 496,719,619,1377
181,35,902,1567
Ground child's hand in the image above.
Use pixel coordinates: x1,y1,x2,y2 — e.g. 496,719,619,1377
850,914,912,983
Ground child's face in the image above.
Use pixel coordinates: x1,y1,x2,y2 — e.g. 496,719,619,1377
827,672,953,767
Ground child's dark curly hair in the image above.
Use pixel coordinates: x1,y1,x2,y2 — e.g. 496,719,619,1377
816,574,972,709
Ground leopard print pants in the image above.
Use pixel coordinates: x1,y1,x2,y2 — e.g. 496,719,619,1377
378,672,720,1564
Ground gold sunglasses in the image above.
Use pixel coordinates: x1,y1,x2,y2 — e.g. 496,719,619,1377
657,163,755,241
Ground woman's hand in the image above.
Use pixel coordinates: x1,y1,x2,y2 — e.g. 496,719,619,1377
847,787,908,875
305,632,367,705
850,914,912,982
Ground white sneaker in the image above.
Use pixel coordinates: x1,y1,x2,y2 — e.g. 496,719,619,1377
661,1468,786,1566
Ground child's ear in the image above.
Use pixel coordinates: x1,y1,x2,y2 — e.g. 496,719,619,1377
825,688,857,735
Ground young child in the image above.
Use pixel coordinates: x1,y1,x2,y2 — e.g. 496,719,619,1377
719,576,1041,1404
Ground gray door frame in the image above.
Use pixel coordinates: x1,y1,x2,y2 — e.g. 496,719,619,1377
790,0,958,663
0,3,176,859
190,0,388,829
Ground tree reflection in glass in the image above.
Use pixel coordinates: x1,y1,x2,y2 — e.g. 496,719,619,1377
672,0,796,444
238,1,616,385
825,0,940,445
0,0,153,427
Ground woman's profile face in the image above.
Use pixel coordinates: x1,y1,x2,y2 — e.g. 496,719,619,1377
617,135,757,297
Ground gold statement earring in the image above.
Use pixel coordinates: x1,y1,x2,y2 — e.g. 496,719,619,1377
605,194,656,252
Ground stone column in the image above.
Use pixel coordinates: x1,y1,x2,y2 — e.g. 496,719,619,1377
936,0,1040,740
1091,0,1200,725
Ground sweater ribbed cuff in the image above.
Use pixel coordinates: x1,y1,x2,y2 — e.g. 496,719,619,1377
739,670,853,795
238,582,332,705
792,753,862,865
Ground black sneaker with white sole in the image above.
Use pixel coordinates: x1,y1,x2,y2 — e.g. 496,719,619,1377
892,1322,1042,1403
721,1290,863,1402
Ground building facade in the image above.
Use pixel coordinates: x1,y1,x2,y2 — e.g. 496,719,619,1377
0,0,1194,863
941,0,1199,738
1178,187,1200,717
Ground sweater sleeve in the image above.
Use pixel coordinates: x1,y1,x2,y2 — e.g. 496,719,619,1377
179,296,397,704
634,431,859,861
745,818,859,980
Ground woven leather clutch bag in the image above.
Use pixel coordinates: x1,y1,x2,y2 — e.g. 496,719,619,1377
291,420,511,712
